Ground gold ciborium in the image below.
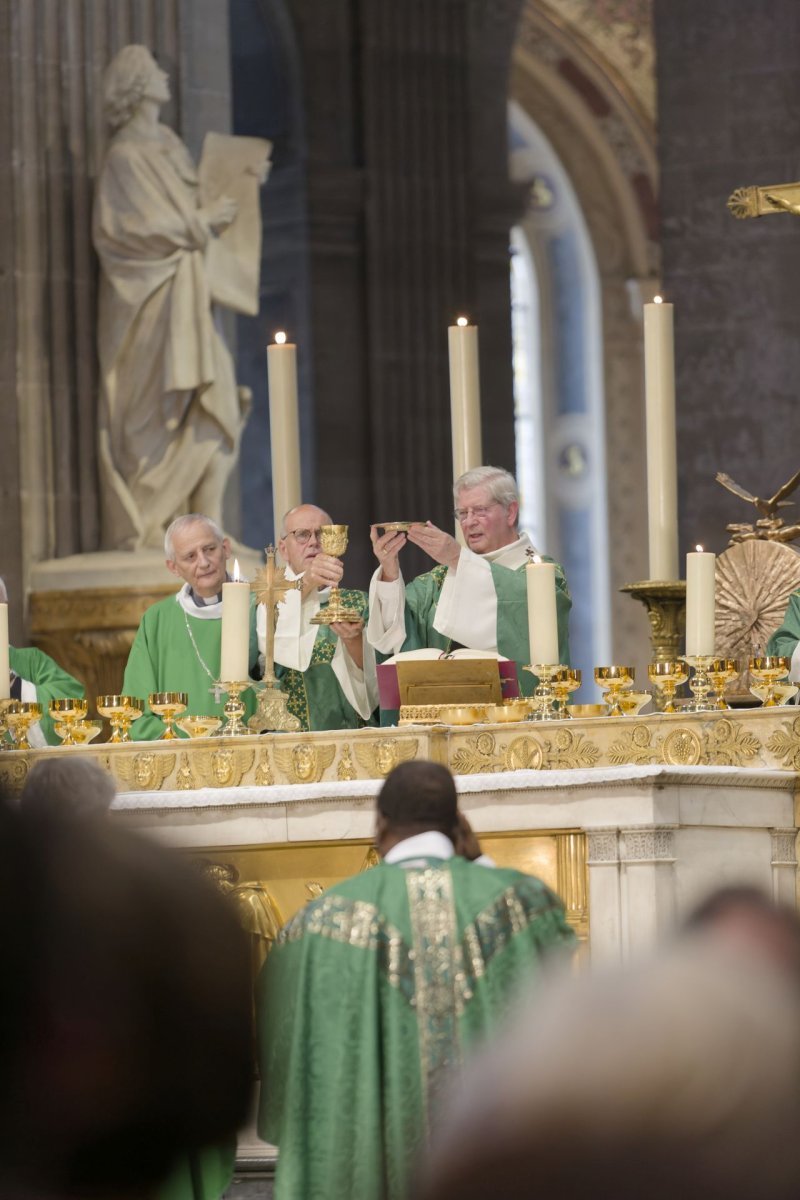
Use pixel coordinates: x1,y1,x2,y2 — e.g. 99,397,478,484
553,668,582,717
97,695,144,743
594,666,634,717
647,661,688,714
749,656,791,707
49,697,88,745
56,719,103,745
707,658,738,710
5,701,43,749
309,525,363,624
177,714,223,739
148,692,188,739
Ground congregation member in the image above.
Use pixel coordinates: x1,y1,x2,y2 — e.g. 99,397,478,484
367,465,571,697
767,589,800,681
1,576,84,747
258,502,378,730
123,514,258,739
258,760,575,1200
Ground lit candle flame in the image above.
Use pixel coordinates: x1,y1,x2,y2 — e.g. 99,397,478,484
233,558,241,582
654,295,663,304
532,554,542,564
275,331,287,345
695,544,703,553
456,316,469,327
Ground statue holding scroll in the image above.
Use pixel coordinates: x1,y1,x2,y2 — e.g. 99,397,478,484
93,44,271,550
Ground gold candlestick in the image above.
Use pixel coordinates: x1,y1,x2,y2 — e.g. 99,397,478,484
621,580,687,710
682,656,718,713
249,546,302,733
524,664,564,721
310,525,363,624
215,681,252,737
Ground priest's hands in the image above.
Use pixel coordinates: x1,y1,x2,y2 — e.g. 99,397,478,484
407,521,461,570
370,526,407,582
301,553,343,598
331,620,365,669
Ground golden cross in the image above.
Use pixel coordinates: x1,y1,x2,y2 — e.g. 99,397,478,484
250,546,301,687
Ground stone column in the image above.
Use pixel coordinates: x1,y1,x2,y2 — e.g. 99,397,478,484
770,827,798,908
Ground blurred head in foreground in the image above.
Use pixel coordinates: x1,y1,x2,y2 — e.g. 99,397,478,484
0,794,253,1199
684,884,800,979
420,940,800,1200
20,755,117,820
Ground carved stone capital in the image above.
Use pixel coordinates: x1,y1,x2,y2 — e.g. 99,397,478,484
586,828,619,865
770,828,798,867
619,827,676,864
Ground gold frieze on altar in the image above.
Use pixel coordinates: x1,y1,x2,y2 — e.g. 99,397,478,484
2,709,800,796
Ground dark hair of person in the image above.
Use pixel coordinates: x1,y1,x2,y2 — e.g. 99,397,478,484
377,760,458,834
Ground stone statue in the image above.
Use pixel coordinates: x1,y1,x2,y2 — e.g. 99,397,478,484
93,45,271,551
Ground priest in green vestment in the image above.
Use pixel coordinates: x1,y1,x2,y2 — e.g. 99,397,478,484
123,514,259,739
257,503,378,731
258,761,576,1200
1,577,85,747
367,466,571,707
766,590,800,683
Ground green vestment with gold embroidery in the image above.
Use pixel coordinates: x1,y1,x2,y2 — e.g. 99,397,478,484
7,646,85,746
258,857,575,1200
122,593,259,740
276,588,376,731
767,591,800,662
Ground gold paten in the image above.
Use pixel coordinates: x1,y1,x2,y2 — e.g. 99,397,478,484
309,525,363,624
249,545,302,734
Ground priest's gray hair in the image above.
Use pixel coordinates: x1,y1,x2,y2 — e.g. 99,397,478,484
454,466,519,512
103,44,159,130
164,514,226,561
0,577,6,604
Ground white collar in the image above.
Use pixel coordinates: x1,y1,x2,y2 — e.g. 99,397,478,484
480,531,537,569
175,582,223,620
383,830,455,866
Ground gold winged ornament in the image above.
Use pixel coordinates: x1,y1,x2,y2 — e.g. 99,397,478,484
114,751,176,791
354,737,418,778
273,741,336,784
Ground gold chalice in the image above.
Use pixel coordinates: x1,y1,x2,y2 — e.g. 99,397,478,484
749,656,791,707
176,714,223,739
647,661,688,714
148,692,188,739
49,697,88,745
310,525,363,624
0,697,15,742
594,666,634,718
619,691,652,717
56,719,103,745
5,701,43,749
97,695,144,743
553,668,582,717
751,681,799,706
706,658,738,710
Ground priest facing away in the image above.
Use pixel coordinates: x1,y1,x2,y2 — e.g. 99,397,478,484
258,760,576,1200
122,514,259,738
367,465,571,698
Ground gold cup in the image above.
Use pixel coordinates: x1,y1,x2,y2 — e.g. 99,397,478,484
310,525,363,624
619,691,652,717
97,694,144,743
647,661,688,714
553,668,582,717
707,657,738,710
148,692,188,740
176,714,222,739
49,697,88,745
5,701,43,749
486,699,530,723
749,656,791,707
55,719,103,745
594,666,634,717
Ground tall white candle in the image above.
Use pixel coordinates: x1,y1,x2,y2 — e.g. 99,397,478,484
267,332,302,537
644,298,679,581
220,560,251,683
0,604,9,700
526,557,559,665
685,546,716,657
448,317,482,480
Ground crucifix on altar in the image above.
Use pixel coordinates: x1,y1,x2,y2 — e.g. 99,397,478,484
248,545,302,733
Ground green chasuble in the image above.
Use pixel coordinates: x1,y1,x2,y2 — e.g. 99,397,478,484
276,588,376,732
258,857,575,1200
767,591,800,662
123,593,259,741
8,646,85,746
158,1143,237,1200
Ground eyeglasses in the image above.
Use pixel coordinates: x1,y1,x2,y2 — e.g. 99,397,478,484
284,527,323,544
454,503,501,523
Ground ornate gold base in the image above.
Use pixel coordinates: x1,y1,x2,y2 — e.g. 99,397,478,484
310,586,362,625
247,683,302,733
621,580,687,711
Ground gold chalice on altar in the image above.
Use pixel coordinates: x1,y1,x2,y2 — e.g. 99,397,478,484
176,714,222,739
310,525,363,624
594,666,634,718
55,719,103,745
553,668,582,717
647,661,688,714
706,658,738,710
5,701,42,749
619,691,652,717
749,656,791,707
97,695,144,743
49,697,88,745
148,692,188,739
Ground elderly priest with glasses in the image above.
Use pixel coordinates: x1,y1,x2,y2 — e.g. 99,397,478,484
368,466,571,698
257,504,378,730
